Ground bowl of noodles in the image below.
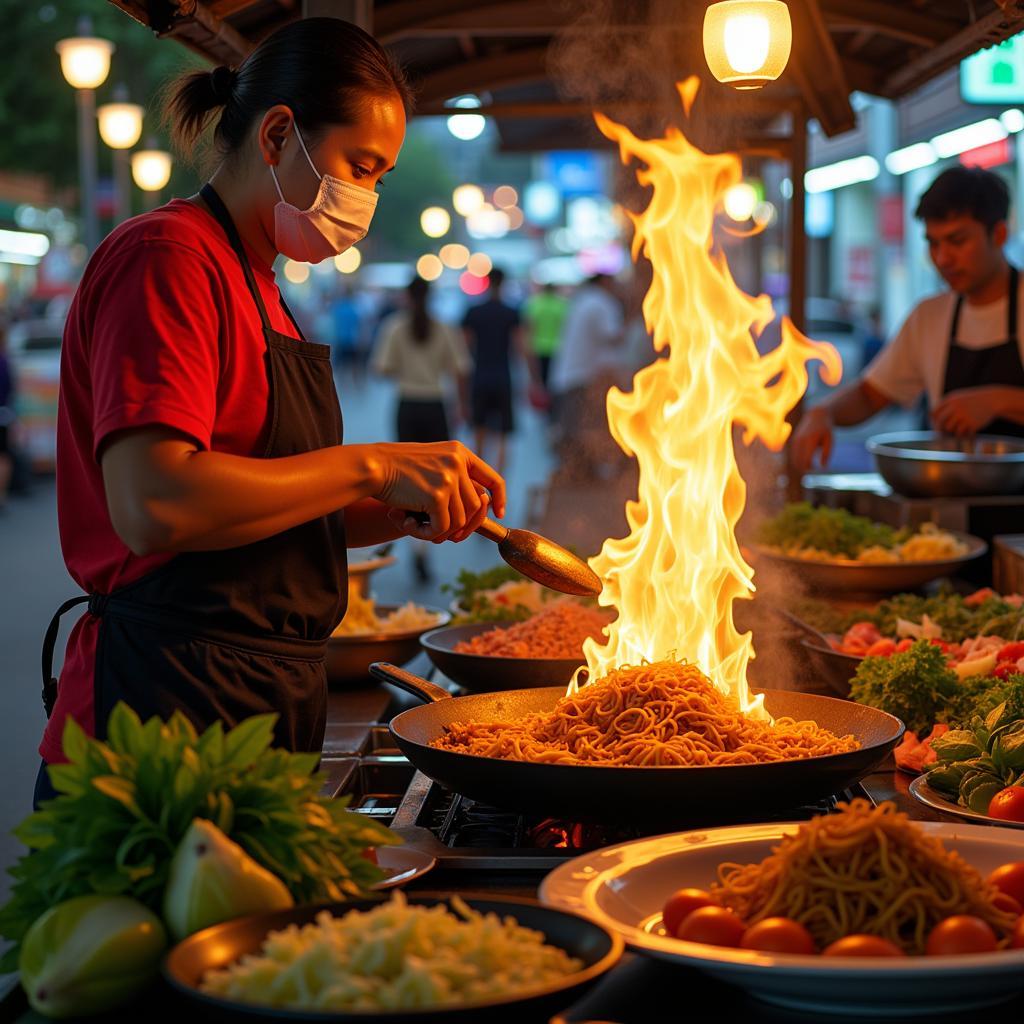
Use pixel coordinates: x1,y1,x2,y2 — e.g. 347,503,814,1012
419,602,612,692
164,892,622,1022
541,800,1024,1015
327,584,448,686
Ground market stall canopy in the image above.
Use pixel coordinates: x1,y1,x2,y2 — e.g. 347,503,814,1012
110,0,1024,149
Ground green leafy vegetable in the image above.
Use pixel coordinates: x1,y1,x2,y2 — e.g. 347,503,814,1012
848,640,964,735
0,704,399,972
792,586,1024,643
757,502,908,559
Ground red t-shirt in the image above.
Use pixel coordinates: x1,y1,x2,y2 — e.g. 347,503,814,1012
43,198,302,764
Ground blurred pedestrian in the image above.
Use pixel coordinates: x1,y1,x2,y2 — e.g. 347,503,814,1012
462,268,541,475
523,282,567,389
373,276,471,582
0,320,14,511
550,273,624,477
331,286,363,382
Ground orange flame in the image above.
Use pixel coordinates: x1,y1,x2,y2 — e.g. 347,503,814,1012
580,80,842,718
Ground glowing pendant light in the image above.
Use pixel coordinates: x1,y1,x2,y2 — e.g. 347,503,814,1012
703,1,792,90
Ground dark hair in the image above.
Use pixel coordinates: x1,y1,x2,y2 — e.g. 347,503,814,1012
166,18,412,158
407,276,431,344
914,167,1010,230
488,267,506,290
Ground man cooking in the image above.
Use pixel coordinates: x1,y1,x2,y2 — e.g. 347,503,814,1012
792,166,1024,473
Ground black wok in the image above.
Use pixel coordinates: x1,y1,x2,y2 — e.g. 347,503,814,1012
369,663,905,823
420,622,585,692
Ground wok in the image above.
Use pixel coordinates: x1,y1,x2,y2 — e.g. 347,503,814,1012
369,663,904,823
420,622,585,692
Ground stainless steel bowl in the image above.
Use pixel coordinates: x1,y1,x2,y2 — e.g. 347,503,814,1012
867,431,1024,497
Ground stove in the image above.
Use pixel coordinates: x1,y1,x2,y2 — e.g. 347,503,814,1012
323,727,876,872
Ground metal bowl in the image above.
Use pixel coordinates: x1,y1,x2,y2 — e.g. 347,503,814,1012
347,555,397,598
867,431,1024,497
747,534,986,596
799,638,862,698
326,605,449,686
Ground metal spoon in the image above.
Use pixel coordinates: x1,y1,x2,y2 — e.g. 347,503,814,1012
475,517,602,597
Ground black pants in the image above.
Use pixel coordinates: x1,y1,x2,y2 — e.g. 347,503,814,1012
397,399,449,443
33,760,58,810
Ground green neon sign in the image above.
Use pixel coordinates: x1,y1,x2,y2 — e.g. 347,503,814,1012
962,32,1024,103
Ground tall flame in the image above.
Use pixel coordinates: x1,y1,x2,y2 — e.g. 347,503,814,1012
581,80,842,717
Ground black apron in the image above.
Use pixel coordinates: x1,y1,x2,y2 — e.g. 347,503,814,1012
41,184,347,754
942,265,1024,438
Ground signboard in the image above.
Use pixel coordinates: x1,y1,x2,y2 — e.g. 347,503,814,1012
961,32,1024,104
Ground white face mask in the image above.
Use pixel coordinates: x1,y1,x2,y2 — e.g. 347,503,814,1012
270,125,378,264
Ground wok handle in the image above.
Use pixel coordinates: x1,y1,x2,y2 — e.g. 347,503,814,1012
368,662,453,704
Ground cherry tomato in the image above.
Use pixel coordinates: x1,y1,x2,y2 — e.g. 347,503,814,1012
987,862,1024,907
994,662,1019,681
822,935,905,957
1011,916,1024,949
928,639,951,652
895,638,915,653
992,891,1022,917
865,638,897,658
998,641,1024,663
359,847,378,864
925,916,998,955
740,918,816,955
675,906,747,947
988,787,1024,823
661,889,716,937
965,588,997,607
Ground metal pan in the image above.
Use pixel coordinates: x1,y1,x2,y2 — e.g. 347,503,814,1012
747,535,986,596
369,663,904,823
799,639,862,698
420,622,584,692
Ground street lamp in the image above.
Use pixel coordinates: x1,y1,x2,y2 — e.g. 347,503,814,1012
98,86,143,225
56,18,114,252
132,145,173,205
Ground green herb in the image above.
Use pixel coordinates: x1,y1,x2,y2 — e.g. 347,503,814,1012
848,640,964,735
792,586,1024,643
757,502,908,559
443,565,524,608
0,704,399,972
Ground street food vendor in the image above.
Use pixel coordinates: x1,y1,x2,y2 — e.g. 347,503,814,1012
36,18,505,805
793,166,1024,472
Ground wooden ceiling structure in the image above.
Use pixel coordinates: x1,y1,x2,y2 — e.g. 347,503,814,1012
108,0,1024,336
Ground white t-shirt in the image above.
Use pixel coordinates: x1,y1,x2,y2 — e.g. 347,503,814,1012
550,285,625,393
865,276,1024,409
371,312,470,400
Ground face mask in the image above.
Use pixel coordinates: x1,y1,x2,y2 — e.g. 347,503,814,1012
270,125,378,264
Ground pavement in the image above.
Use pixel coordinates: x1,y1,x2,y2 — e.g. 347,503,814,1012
0,372,555,904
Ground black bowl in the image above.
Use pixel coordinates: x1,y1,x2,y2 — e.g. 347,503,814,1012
420,622,586,692
326,606,449,686
800,638,863,698
163,895,623,1023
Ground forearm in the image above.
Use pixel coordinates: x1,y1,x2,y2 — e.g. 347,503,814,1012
994,387,1024,425
344,497,405,548
815,379,888,427
106,440,384,555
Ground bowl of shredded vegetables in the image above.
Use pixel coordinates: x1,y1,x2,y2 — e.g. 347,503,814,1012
164,892,622,1022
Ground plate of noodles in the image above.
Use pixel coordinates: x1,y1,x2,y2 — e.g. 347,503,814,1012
369,659,903,821
420,602,612,692
327,587,448,685
541,800,1024,1015
164,892,622,1022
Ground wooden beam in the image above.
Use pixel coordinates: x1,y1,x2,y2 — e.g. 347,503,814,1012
415,46,550,104
884,2,1024,98
140,1,255,63
819,0,960,48
788,0,856,136
377,0,565,42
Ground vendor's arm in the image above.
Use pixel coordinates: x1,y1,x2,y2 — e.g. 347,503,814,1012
932,385,1024,436
102,431,499,555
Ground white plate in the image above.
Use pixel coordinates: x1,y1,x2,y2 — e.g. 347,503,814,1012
371,846,437,890
540,820,1024,1017
909,775,1024,831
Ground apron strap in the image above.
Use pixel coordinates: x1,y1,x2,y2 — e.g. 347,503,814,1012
199,184,305,340
41,595,89,718
1008,265,1018,342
